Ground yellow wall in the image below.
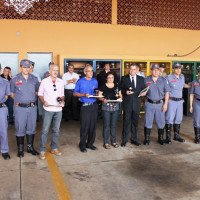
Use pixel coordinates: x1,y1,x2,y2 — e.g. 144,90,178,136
0,19,200,75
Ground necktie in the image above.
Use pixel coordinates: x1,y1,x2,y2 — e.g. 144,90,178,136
132,76,135,89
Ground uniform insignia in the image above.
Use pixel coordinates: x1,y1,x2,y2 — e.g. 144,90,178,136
194,83,199,86
146,82,152,85
15,79,23,85
171,79,177,82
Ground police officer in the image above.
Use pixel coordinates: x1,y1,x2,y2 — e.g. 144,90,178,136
0,64,11,160
165,63,191,144
144,64,170,145
10,59,40,157
190,68,200,143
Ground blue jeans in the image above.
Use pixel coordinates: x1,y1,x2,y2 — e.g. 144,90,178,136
102,110,119,144
40,110,62,152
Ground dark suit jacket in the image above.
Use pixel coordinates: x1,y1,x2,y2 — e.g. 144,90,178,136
120,74,145,112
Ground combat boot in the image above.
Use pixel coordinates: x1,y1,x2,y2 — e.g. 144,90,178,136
158,129,165,145
16,136,24,158
144,127,151,145
173,124,185,143
194,127,200,144
26,134,39,156
165,124,172,144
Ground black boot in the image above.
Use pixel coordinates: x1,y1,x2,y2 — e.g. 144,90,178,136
158,129,165,145
194,127,200,144
16,136,24,158
144,127,151,145
26,135,39,156
173,124,185,143
165,124,172,144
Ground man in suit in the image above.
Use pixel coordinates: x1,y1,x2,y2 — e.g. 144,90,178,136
120,63,146,147
97,63,118,88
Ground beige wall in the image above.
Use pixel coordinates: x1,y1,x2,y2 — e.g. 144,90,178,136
0,19,200,75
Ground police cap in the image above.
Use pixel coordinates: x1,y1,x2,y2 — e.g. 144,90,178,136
151,64,160,70
20,59,31,67
173,63,182,69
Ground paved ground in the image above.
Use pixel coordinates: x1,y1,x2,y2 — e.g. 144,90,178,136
1,115,200,200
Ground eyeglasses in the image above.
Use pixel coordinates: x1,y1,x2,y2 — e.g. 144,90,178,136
53,84,57,91
86,70,93,72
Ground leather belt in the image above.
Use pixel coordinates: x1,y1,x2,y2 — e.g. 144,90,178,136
0,103,6,108
82,102,96,106
147,98,164,104
15,102,36,108
169,97,183,101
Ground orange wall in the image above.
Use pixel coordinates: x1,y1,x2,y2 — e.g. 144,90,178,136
0,19,200,75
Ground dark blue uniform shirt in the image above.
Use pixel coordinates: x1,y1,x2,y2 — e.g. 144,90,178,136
190,79,200,99
145,75,170,101
10,73,39,103
166,73,185,98
0,77,10,103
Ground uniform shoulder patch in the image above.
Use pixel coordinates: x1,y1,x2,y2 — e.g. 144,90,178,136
146,81,152,85
171,78,177,82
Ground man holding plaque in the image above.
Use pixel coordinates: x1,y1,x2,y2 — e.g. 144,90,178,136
120,63,146,147
73,65,98,153
144,64,170,145
38,63,64,160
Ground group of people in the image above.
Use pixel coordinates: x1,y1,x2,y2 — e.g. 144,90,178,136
0,60,200,160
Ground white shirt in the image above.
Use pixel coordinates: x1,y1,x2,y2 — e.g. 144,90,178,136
129,74,137,88
62,72,79,89
38,77,64,112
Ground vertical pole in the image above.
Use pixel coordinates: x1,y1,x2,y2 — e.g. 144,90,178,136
112,0,117,25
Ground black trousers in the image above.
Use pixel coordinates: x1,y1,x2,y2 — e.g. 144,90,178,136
79,103,98,149
121,109,140,143
64,89,78,120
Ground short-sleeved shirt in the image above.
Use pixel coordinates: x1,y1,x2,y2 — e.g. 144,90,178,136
38,77,64,112
62,72,79,89
99,84,120,111
166,73,185,98
145,75,170,101
99,84,119,100
10,73,39,103
74,77,98,103
0,77,10,103
190,79,200,99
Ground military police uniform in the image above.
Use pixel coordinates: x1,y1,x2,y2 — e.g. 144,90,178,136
190,70,200,143
144,64,170,145
165,63,185,143
10,59,40,157
0,65,11,160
